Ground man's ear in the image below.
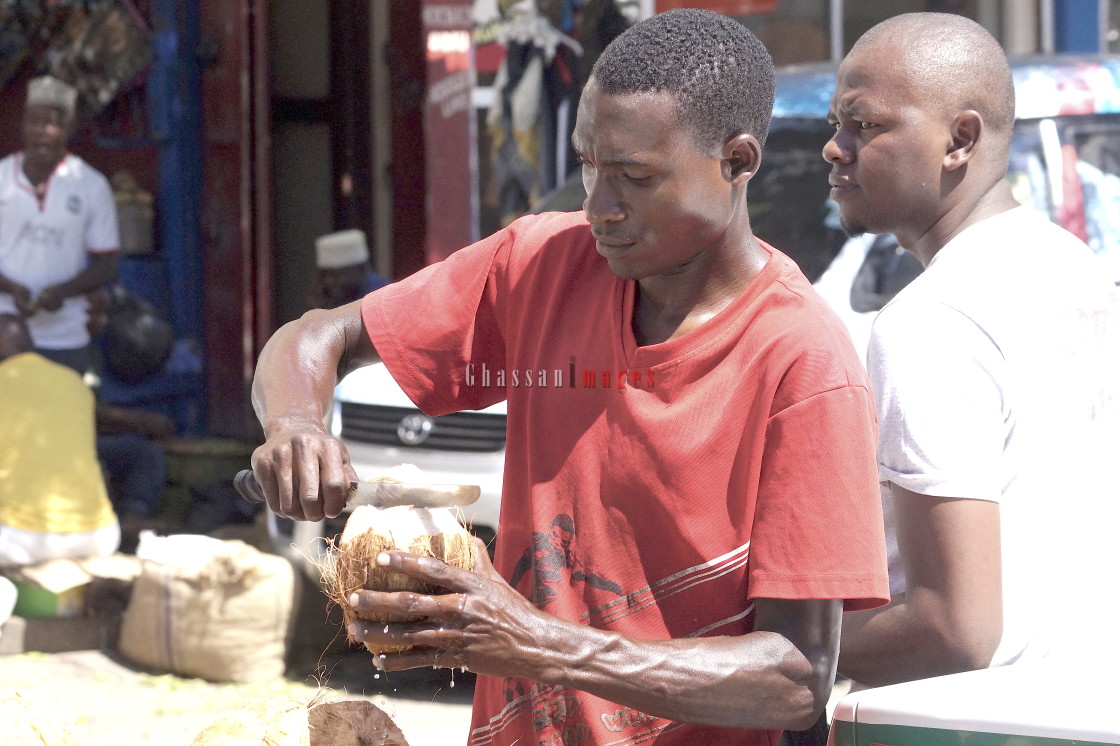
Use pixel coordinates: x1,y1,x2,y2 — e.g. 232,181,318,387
723,134,762,183
944,111,982,171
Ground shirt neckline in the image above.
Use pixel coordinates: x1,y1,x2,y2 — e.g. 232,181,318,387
618,242,782,367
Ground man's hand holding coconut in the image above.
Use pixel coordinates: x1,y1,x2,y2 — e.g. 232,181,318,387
345,540,559,679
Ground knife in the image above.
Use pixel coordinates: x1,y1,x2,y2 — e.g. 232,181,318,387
233,469,481,510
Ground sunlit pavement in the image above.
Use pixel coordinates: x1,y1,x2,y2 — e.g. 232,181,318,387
2,648,474,745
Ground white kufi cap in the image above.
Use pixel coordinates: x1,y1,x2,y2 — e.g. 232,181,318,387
315,229,369,269
27,76,78,119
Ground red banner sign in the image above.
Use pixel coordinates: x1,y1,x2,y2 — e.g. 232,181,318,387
655,0,778,14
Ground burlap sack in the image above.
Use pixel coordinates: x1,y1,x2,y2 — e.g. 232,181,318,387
117,536,295,683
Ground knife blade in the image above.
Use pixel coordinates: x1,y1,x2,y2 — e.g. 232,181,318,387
233,469,481,510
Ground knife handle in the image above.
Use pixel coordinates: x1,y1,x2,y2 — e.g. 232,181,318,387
233,469,360,506
233,469,266,504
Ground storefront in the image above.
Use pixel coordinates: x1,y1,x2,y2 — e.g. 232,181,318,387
472,0,1120,239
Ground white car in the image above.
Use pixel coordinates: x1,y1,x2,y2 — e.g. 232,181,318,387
267,362,506,580
829,662,1119,745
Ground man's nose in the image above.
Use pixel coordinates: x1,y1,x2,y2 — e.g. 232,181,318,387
823,129,853,164
582,175,624,224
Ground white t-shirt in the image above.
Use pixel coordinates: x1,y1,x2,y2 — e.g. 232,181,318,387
0,153,119,349
869,206,1120,667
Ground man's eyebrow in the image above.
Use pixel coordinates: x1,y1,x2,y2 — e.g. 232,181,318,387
832,91,871,118
576,152,656,169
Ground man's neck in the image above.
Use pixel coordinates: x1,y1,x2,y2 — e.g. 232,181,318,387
22,153,65,188
633,235,768,346
906,180,1020,266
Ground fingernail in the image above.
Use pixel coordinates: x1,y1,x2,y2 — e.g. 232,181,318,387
348,593,360,607
347,622,359,636
376,552,391,566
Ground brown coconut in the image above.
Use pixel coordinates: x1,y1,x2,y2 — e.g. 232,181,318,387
324,504,477,654
190,695,409,746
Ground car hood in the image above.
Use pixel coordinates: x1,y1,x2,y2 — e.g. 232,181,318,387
334,362,508,414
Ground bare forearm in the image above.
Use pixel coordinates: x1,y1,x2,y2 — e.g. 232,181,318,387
251,309,362,436
532,622,826,730
358,557,840,730
51,254,118,297
842,489,1004,686
838,597,995,686
0,272,21,294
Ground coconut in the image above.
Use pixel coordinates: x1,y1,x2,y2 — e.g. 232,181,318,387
189,695,409,746
324,504,477,654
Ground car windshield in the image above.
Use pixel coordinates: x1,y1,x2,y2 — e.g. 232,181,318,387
749,117,842,283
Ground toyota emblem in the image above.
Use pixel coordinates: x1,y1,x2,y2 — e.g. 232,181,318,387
397,413,434,446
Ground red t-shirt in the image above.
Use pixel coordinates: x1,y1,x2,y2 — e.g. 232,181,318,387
364,212,888,746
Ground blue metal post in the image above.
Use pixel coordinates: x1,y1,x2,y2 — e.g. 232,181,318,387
1054,0,1102,53
147,0,203,344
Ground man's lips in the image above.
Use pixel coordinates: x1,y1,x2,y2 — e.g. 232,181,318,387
592,234,635,255
829,177,859,198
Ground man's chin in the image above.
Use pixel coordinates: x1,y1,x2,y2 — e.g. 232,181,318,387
604,258,642,282
840,216,867,239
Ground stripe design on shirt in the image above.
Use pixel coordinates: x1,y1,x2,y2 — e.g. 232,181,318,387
685,603,756,638
469,684,688,746
469,684,565,745
601,721,687,745
580,540,752,627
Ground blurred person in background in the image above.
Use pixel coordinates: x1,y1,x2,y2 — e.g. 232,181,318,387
305,229,390,311
86,287,173,549
0,313,119,566
0,75,119,375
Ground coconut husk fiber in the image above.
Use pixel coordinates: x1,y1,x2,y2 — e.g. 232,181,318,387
189,694,409,746
0,691,80,746
323,505,477,655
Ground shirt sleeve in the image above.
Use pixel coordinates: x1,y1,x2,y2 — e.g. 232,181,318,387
85,172,120,252
749,384,890,612
868,300,1008,501
362,225,513,416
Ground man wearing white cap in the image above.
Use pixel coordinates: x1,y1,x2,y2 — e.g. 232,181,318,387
0,75,119,374
306,228,390,310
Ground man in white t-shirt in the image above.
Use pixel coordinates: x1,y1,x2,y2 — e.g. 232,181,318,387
0,75,119,374
824,13,1120,688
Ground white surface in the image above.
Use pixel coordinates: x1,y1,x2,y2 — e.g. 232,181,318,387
835,664,1120,742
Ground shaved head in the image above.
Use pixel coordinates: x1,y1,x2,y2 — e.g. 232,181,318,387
852,13,1015,147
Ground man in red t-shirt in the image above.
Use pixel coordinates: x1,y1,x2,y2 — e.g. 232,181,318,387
248,9,888,745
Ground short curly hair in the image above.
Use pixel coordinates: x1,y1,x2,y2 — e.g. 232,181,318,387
590,8,775,149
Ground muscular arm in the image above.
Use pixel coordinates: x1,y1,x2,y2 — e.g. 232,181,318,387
551,597,841,729
355,549,843,731
837,484,1002,686
249,299,378,521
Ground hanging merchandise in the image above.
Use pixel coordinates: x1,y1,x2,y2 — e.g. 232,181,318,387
487,0,584,225
0,0,78,90
44,0,152,118
0,1,34,89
